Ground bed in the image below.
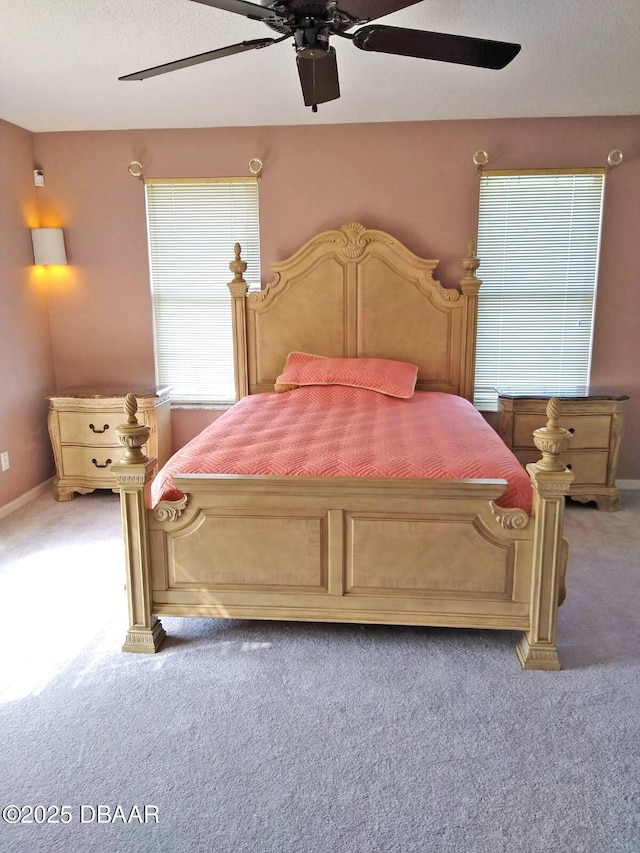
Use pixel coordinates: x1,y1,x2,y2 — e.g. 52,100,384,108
112,222,573,669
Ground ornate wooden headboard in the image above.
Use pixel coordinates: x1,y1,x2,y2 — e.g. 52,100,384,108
228,222,481,401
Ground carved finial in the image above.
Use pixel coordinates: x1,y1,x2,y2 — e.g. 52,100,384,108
113,394,150,464
229,242,248,283
546,396,561,428
124,393,139,424
459,240,481,295
531,397,571,472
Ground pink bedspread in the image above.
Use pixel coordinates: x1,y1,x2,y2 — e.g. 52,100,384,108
152,388,533,513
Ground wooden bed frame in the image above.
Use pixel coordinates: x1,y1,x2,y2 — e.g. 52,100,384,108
113,223,573,670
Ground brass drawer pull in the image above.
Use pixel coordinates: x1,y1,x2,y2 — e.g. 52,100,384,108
91,458,113,468
89,423,110,433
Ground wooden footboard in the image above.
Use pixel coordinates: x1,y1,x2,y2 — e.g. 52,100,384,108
149,476,532,625
112,396,573,670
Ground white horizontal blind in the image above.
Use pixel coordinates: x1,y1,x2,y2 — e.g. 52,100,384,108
474,171,604,410
145,179,260,405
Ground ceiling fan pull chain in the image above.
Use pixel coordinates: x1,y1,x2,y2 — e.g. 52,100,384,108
312,58,318,113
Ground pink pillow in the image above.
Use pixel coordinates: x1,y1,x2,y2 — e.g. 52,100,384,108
275,352,418,398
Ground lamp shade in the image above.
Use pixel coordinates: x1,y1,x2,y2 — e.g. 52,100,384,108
31,227,67,265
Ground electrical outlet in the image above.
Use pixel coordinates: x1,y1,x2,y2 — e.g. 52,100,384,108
1,451,9,471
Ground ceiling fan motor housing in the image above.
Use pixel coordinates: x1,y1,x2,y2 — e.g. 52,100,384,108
295,26,331,58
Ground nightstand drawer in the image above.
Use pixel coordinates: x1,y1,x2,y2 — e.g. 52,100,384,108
513,414,611,449
59,446,123,479
58,411,124,446
515,450,609,486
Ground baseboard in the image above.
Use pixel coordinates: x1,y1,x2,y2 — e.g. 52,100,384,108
0,477,54,520
617,479,640,490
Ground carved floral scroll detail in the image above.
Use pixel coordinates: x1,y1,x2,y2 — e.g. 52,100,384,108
248,272,281,304
309,222,394,259
335,222,370,258
490,502,530,530
434,281,461,301
153,495,189,522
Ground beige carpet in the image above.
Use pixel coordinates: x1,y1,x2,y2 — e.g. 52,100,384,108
0,488,638,853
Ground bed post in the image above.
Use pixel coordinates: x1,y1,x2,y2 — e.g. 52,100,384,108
517,398,573,670
112,394,166,653
458,241,481,402
228,242,249,400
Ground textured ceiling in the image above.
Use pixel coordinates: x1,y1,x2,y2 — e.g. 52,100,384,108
1,0,639,132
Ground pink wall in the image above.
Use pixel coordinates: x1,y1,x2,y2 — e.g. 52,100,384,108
31,116,640,478
0,119,57,507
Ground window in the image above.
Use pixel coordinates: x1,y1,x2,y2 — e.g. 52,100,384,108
145,179,260,405
474,170,605,410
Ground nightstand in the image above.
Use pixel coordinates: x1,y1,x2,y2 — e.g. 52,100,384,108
497,389,629,511
47,386,172,501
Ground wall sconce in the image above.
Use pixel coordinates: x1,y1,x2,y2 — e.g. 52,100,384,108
31,228,67,266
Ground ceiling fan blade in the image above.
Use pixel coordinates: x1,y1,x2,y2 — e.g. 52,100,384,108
296,47,340,108
338,1,424,23
188,0,277,21
353,25,521,69
119,38,278,81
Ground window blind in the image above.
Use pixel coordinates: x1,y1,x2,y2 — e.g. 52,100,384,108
145,179,260,405
474,170,604,410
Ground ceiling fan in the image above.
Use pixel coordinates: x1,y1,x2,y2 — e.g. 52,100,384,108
119,0,520,112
